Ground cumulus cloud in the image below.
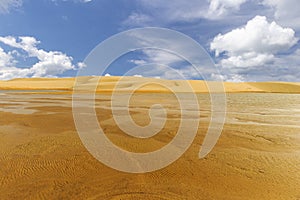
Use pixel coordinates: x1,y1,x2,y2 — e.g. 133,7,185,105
0,47,15,68
0,0,22,14
220,52,275,68
211,15,298,68
0,36,80,80
0,46,31,80
211,73,245,82
77,62,86,69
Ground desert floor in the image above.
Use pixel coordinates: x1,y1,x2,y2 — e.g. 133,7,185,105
0,91,300,199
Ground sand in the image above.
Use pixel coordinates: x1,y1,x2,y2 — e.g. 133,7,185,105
0,77,300,199
1,76,300,93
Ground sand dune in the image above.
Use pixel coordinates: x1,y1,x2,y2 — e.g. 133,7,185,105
0,76,300,199
0,92,299,199
1,76,300,199
0,76,299,93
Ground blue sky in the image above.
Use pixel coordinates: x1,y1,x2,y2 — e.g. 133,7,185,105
0,0,299,81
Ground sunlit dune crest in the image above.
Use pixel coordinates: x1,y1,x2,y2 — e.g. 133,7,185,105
0,76,300,93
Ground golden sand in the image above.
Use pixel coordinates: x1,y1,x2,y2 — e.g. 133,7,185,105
0,77,299,199
0,76,300,93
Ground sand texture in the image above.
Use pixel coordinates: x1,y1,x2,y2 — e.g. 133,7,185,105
0,77,300,199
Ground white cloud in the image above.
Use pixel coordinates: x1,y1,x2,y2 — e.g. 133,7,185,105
133,74,143,77
0,66,30,80
0,46,30,80
52,0,93,3
77,62,87,68
215,47,300,82
0,0,22,14
0,36,80,80
129,59,147,65
123,13,152,26
211,15,298,68
220,52,275,68
0,47,16,68
211,73,244,82
139,49,183,65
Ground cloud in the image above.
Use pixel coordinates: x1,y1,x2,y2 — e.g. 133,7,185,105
124,0,247,26
207,0,247,19
129,59,147,65
121,29,221,80
0,0,22,14
262,0,300,30
123,13,152,27
128,50,189,79
211,15,298,68
126,64,204,80
139,49,183,65
77,62,86,69
220,52,275,68
211,73,245,82
0,36,80,80
0,46,31,80
269,49,300,81
128,47,201,79
133,49,205,79
133,74,143,77
52,0,93,4
128,50,207,80
0,47,16,68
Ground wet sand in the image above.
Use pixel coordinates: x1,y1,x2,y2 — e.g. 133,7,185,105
0,90,300,199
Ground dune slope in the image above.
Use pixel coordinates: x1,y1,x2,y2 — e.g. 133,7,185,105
0,76,299,93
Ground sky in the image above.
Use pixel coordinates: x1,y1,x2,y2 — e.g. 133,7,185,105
0,0,299,82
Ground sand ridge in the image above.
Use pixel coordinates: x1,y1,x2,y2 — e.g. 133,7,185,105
0,76,300,93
